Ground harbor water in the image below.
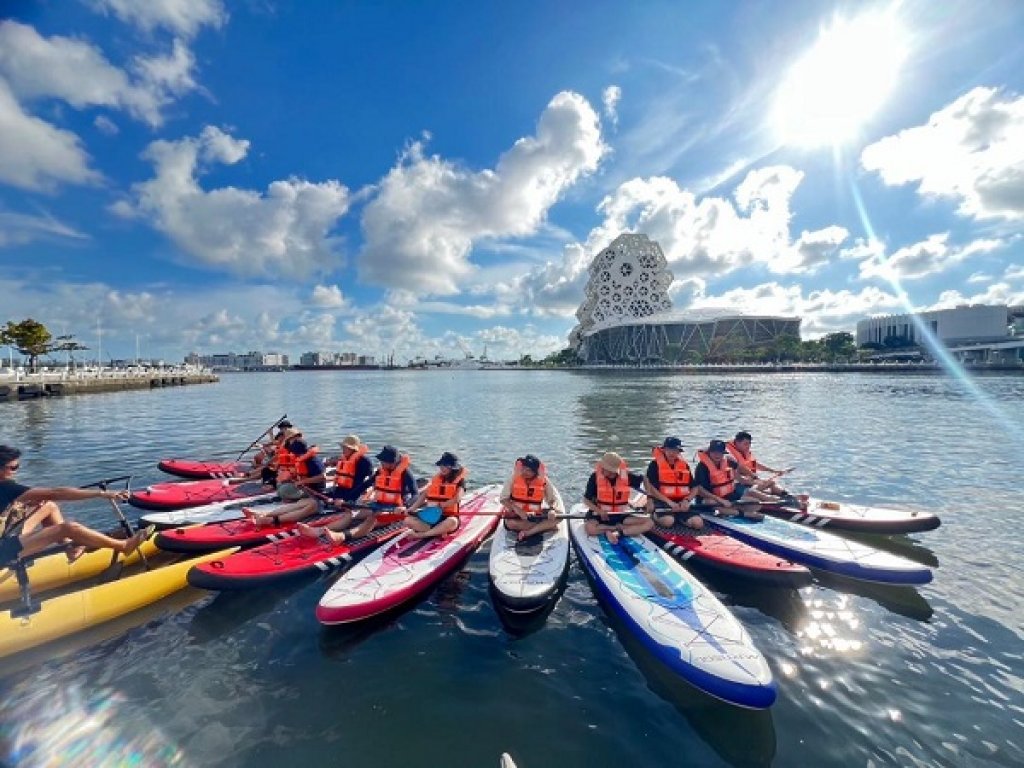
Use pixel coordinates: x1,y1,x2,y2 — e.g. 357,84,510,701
1,370,1023,767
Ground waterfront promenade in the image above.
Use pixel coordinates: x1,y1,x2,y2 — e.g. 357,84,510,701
0,367,218,402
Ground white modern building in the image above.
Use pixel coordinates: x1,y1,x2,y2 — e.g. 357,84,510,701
856,304,1010,346
570,234,801,364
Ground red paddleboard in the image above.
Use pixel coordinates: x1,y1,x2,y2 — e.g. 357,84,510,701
129,479,274,511
155,513,348,553
158,458,249,480
649,525,811,587
187,521,405,590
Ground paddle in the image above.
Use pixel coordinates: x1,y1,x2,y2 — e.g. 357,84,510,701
235,413,288,461
80,475,151,581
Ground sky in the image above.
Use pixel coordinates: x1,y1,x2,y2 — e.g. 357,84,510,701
1,0,1023,364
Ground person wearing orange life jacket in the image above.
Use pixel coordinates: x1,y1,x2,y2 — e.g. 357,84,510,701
644,437,723,530
298,443,417,545
244,438,327,528
727,431,800,501
499,454,565,541
236,423,300,489
583,452,653,544
404,452,467,539
694,439,768,519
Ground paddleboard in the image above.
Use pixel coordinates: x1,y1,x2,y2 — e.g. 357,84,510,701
761,496,941,534
187,521,405,590
157,458,249,480
317,486,500,624
648,525,812,587
569,513,776,709
129,478,274,511
155,512,348,553
702,511,933,585
488,488,569,613
139,494,287,527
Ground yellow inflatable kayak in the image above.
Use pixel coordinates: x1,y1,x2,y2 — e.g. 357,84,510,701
0,538,160,602
0,547,235,659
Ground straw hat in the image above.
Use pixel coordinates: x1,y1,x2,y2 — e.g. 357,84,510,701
599,451,624,473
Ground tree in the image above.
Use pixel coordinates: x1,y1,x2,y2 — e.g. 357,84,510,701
542,347,581,367
821,331,856,362
51,334,90,369
1,319,52,372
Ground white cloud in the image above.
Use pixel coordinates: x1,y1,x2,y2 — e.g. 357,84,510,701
861,86,1024,222
90,0,227,38
685,281,904,338
125,126,351,278
0,21,198,127
310,284,347,308
602,85,621,125
94,115,119,135
0,209,88,247
359,91,607,295
926,283,1024,311
858,232,1005,280
0,78,100,191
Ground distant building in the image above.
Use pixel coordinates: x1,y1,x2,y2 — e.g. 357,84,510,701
570,234,801,364
185,351,288,370
857,304,1024,364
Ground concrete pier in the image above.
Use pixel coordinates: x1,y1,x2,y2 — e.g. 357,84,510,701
0,369,218,402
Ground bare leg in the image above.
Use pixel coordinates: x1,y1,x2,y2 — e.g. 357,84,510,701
17,521,149,560
406,516,458,540
517,516,558,541
18,501,66,535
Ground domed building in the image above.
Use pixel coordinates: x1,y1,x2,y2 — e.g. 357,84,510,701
570,234,801,364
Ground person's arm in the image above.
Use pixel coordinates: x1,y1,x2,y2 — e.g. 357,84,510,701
18,486,127,503
693,465,732,508
643,463,677,508
544,482,565,515
357,470,379,503
296,458,327,487
582,475,605,517
405,487,428,514
400,471,420,509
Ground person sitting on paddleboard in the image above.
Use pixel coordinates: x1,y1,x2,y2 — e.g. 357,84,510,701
694,439,772,519
251,419,295,485
293,434,374,540
404,452,466,540
244,437,327,528
726,431,803,503
583,452,653,544
297,443,416,544
644,436,721,531
499,454,563,542
0,445,153,566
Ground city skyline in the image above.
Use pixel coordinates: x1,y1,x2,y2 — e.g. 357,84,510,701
2,1,1023,362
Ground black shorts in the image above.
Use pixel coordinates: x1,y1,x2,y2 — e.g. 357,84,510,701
584,511,640,523
0,535,24,565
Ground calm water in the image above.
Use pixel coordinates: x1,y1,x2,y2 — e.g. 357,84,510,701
2,370,1023,768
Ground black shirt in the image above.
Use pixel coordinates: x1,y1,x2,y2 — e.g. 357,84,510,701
583,471,644,502
0,480,30,511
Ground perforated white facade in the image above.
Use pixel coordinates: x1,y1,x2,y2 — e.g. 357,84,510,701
569,234,673,348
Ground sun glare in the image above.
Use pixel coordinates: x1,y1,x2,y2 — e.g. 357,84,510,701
774,11,908,147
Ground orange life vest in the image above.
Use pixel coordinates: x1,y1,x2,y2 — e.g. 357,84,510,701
594,460,631,514
373,454,411,507
426,467,467,517
726,442,759,474
510,460,547,515
697,451,735,498
275,446,297,482
290,446,320,478
335,444,369,489
651,447,693,501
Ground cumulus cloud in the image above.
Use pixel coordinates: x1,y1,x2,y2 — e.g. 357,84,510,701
858,233,1006,281
0,78,100,191
124,126,351,278
359,91,607,295
602,85,621,125
310,284,347,308
90,0,227,38
513,164,849,317
861,86,1024,222
94,115,119,135
0,21,197,127
686,281,904,337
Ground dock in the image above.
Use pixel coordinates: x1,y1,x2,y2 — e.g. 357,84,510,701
0,369,219,402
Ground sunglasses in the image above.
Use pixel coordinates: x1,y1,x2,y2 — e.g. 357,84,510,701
4,463,19,471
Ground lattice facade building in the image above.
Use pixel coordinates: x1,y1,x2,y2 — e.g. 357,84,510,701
570,234,801,364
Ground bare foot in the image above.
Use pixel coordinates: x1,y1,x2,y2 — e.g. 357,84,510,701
296,522,319,538
123,525,154,555
606,529,621,545
243,508,266,528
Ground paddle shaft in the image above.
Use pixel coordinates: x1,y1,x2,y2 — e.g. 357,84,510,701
235,413,288,461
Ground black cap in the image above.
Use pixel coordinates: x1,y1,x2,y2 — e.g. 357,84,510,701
435,451,461,469
277,419,293,429
376,445,400,464
662,436,683,450
288,440,309,455
520,454,541,472
708,439,727,453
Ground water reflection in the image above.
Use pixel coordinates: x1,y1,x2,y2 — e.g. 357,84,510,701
813,574,934,622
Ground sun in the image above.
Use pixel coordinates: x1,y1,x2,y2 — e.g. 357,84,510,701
773,11,908,147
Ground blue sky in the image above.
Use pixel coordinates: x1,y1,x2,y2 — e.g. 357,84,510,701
2,0,1023,363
